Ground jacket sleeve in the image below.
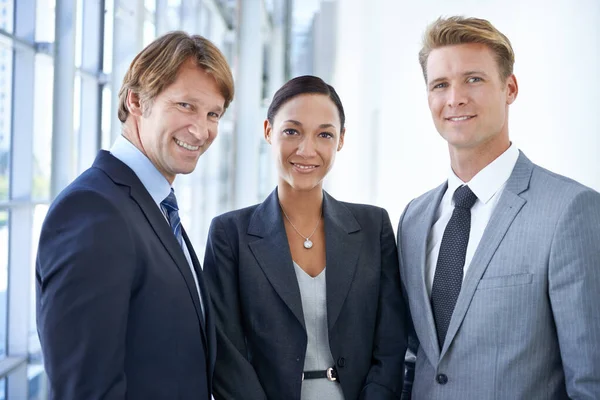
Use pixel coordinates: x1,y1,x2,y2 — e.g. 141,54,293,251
203,217,268,400
549,188,600,398
360,208,409,400
37,189,135,400
396,203,417,400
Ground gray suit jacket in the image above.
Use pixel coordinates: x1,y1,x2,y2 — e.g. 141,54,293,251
398,152,600,399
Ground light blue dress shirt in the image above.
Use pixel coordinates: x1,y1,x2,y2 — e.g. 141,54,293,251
110,135,205,319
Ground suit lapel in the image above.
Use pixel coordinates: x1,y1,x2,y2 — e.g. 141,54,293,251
441,152,532,358
414,183,447,363
93,151,206,335
322,192,362,332
248,189,306,330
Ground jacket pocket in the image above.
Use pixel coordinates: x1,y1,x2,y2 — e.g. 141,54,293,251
476,272,533,290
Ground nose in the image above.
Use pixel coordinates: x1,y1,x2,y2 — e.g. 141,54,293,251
447,85,468,108
188,116,210,143
297,135,317,158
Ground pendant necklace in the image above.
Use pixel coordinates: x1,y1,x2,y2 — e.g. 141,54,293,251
280,205,322,249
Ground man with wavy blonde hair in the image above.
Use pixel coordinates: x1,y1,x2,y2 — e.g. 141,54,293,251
398,16,600,399
37,31,234,400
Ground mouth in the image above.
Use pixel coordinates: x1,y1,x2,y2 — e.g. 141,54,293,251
446,115,476,122
174,138,200,151
290,162,319,172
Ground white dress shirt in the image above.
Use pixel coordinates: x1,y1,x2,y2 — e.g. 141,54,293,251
110,135,205,318
425,144,520,296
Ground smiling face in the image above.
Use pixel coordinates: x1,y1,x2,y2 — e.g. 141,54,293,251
426,43,518,155
265,94,345,193
127,57,225,184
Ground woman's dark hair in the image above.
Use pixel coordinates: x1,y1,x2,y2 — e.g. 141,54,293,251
266,75,345,131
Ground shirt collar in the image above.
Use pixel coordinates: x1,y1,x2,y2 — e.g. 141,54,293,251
110,135,172,208
447,143,519,205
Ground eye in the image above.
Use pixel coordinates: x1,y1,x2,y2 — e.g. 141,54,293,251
319,132,334,139
467,77,482,83
208,111,220,119
431,82,448,90
178,102,192,109
283,128,299,136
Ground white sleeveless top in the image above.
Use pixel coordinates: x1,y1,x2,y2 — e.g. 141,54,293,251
293,261,345,400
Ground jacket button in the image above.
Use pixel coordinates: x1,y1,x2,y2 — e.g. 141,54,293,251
337,357,345,368
436,374,448,385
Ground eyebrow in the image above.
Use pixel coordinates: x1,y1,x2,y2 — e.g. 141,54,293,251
428,70,490,87
174,95,224,114
283,120,337,129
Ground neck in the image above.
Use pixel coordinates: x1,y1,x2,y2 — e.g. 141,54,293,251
277,183,323,219
121,119,142,151
449,135,510,182
121,119,175,185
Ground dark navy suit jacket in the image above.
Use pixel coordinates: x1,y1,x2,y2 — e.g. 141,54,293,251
204,189,408,400
36,151,215,400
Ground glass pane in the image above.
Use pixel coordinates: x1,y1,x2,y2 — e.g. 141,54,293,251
0,0,14,34
0,43,12,202
30,204,49,358
0,377,5,400
101,85,112,149
167,0,182,31
103,0,114,74
0,211,9,359
28,363,47,399
74,0,83,68
33,54,54,201
35,0,55,42
72,74,81,177
144,0,156,13
143,20,156,47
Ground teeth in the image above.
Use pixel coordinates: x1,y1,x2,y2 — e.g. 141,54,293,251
294,164,316,169
449,116,472,121
175,139,199,151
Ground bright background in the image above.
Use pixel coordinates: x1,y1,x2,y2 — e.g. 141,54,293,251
0,0,598,398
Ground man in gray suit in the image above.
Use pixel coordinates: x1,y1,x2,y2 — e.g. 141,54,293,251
398,16,600,399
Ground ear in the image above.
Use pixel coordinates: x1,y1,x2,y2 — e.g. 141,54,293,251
126,89,144,117
337,128,345,151
264,119,272,144
506,74,518,105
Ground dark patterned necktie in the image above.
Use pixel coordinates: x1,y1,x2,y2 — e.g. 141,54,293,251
431,185,478,349
161,189,184,249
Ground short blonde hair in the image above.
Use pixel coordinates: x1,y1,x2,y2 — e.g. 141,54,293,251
117,31,234,123
419,16,515,82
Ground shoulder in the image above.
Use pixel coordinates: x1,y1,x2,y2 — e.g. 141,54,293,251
531,164,598,197
527,164,600,215
44,167,129,230
324,193,390,232
209,203,261,232
401,182,445,219
337,200,387,220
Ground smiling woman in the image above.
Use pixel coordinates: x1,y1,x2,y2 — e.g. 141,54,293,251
203,75,409,400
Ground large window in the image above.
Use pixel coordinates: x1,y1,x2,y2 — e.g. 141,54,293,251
0,0,249,397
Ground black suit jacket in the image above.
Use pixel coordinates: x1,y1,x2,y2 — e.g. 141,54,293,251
203,189,408,400
36,151,215,400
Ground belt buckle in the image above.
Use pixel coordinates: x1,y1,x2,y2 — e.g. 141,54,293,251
326,367,337,382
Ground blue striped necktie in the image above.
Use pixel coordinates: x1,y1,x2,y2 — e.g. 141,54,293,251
161,189,184,249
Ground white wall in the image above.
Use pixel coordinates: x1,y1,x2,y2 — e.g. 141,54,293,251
325,0,600,226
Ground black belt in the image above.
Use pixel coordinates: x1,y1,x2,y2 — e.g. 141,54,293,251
302,367,338,382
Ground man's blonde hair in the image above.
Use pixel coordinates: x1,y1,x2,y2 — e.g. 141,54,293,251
117,31,234,122
419,16,515,82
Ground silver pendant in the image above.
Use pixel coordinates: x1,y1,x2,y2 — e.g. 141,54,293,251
303,238,313,249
